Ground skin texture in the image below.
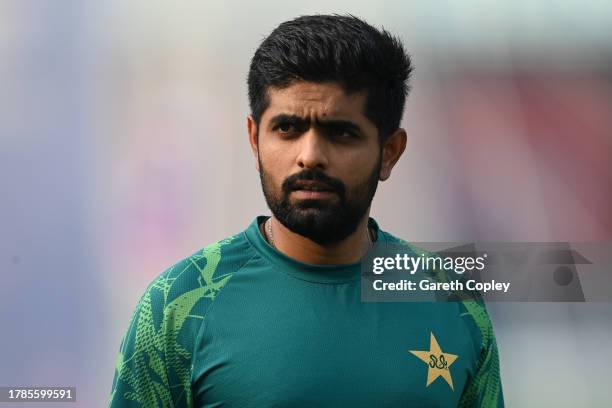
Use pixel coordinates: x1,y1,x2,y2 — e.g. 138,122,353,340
248,81,407,265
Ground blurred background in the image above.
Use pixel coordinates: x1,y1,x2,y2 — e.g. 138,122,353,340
1,0,611,406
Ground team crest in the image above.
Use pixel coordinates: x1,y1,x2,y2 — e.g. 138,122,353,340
409,332,458,390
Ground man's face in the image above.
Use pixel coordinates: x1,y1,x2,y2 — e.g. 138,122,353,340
251,81,382,245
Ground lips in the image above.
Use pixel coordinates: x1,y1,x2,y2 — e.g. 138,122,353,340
291,189,336,200
292,180,335,192
290,180,337,200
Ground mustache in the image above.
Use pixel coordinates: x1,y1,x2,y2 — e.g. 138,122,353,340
282,169,346,196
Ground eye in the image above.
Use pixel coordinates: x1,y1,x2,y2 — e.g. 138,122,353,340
277,122,293,133
273,122,297,135
329,127,356,140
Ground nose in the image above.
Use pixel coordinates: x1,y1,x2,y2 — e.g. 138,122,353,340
296,129,329,170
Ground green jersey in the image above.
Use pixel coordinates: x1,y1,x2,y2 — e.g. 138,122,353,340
109,216,503,407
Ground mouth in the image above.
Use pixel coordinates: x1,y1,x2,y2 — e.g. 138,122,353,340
290,180,337,200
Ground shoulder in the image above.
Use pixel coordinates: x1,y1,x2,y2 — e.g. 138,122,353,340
110,232,257,406
377,228,431,258
142,231,255,316
121,231,257,355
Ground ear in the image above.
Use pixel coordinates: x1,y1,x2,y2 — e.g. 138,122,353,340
247,115,260,172
379,128,407,181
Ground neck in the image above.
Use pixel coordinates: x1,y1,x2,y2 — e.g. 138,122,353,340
263,214,372,265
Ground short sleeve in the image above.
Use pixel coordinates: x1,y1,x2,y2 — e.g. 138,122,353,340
109,271,193,408
458,300,505,407
108,239,238,407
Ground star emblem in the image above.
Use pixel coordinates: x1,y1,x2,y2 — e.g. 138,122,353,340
409,332,458,390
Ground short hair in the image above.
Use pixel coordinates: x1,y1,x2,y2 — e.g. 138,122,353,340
247,14,413,141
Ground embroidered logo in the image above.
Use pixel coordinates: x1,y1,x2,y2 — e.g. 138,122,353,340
409,332,458,390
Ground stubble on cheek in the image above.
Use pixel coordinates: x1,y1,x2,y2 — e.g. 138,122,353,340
258,154,288,210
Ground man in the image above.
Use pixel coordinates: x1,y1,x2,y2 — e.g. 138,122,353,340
109,14,504,407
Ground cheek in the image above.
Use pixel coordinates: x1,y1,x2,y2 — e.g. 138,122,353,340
332,147,378,186
259,137,300,172
260,146,287,175
259,147,291,190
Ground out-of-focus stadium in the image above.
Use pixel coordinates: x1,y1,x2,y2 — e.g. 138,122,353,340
1,1,611,406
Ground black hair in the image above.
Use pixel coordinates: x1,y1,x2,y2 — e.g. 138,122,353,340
247,14,413,141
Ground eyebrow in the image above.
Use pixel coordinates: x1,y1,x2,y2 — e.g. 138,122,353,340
269,113,364,135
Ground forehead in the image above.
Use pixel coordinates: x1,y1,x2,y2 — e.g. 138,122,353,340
262,81,372,125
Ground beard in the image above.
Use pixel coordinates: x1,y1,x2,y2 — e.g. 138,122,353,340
259,156,381,246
